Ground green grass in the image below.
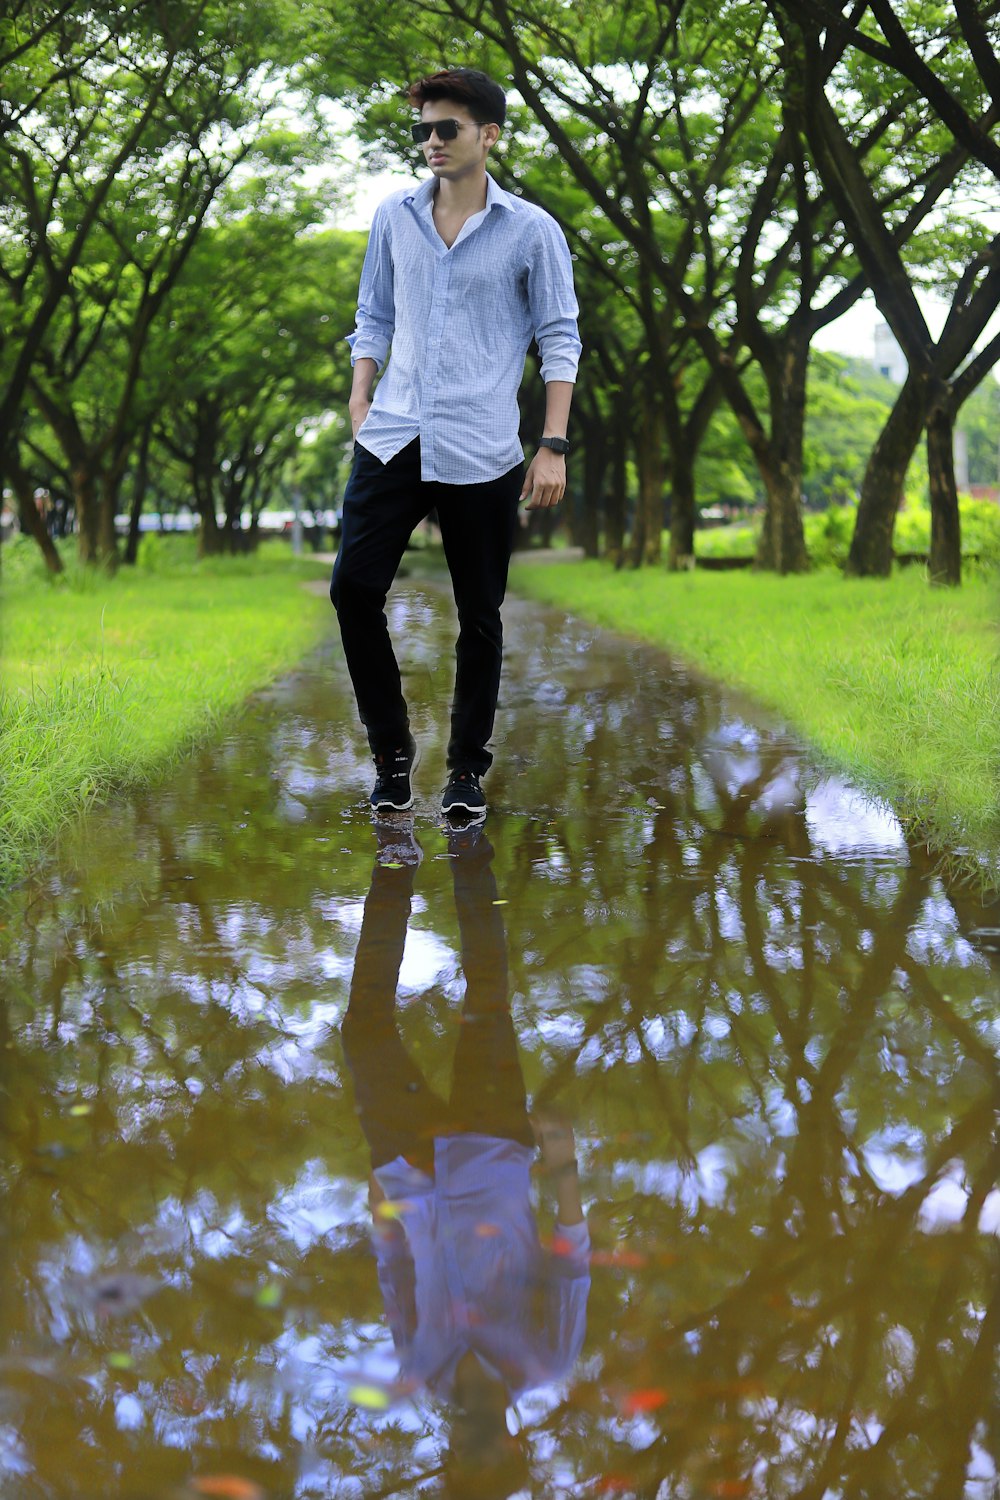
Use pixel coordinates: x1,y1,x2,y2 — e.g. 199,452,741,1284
1,534,332,888
694,495,1000,567
509,556,1000,863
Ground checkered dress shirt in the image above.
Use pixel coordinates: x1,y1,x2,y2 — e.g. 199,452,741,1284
347,172,582,484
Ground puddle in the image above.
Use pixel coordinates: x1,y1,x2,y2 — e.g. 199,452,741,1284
1,581,998,1498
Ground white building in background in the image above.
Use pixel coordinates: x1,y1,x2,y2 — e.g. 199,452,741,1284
874,320,908,384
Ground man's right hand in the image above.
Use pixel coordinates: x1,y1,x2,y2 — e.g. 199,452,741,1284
350,400,372,439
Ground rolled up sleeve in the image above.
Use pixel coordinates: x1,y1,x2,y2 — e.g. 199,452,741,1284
346,199,395,371
527,217,582,384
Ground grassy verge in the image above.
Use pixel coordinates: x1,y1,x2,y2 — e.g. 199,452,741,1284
1,534,332,888
693,495,1000,566
509,556,1000,862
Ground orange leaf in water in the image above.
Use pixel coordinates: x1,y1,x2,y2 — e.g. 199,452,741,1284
591,1248,648,1268
708,1482,750,1498
475,1221,501,1238
191,1478,265,1500
620,1387,669,1415
595,1477,634,1493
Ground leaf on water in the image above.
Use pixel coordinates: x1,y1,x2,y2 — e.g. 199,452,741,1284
492,899,508,905
254,1282,283,1309
105,1351,134,1371
474,1221,501,1238
375,1200,409,1221
595,1479,634,1494
348,1383,392,1410
382,861,405,869
68,1103,93,1117
620,1387,669,1416
190,1478,266,1500
707,1483,751,1498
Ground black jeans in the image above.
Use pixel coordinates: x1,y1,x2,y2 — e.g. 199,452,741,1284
330,439,523,775
340,841,534,1174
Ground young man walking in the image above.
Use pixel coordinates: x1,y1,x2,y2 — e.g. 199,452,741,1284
330,67,581,818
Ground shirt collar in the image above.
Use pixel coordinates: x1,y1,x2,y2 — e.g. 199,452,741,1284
405,171,516,218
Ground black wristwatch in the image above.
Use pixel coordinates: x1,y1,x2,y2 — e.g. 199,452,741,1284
538,435,570,455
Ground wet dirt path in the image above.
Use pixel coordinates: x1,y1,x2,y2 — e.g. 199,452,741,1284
2,578,999,1499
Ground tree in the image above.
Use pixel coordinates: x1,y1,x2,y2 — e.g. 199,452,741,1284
770,0,1000,583
1,3,208,480
150,208,362,553
1,0,331,565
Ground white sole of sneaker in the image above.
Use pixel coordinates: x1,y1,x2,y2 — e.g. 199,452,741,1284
371,796,414,812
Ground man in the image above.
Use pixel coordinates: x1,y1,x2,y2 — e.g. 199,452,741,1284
330,66,581,818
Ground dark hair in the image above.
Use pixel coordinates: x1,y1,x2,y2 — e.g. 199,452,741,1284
406,67,507,127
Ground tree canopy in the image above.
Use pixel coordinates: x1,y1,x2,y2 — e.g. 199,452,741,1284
3,0,999,581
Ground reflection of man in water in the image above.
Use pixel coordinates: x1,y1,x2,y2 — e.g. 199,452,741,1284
341,833,590,1496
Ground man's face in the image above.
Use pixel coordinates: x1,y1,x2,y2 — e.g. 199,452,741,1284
419,99,496,181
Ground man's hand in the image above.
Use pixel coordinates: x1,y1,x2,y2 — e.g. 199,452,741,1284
349,399,372,440
520,448,566,510
530,1110,577,1172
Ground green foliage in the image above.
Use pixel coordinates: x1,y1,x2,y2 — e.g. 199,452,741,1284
694,494,1000,567
958,373,1000,486
148,216,364,532
801,355,901,506
510,557,1000,855
0,538,331,887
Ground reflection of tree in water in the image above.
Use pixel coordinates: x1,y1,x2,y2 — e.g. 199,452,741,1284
502,684,1000,1498
0,610,998,1496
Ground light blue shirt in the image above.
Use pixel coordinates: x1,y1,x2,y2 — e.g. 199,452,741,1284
347,173,582,484
372,1135,590,1401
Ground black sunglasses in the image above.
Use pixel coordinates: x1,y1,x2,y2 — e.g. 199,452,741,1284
410,118,488,144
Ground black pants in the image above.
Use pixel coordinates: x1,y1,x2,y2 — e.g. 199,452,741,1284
341,842,534,1174
330,439,523,775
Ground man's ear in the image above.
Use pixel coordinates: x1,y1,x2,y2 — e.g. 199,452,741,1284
484,123,501,148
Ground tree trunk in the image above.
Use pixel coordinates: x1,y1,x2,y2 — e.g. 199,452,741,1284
754,456,809,573
668,445,696,569
605,423,627,568
847,370,926,577
194,468,223,555
124,425,151,565
97,465,121,568
926,397,962,586
630,394,664,567
753,336,810,574
7,454,64,574
579,428,605,559
73,466,102,564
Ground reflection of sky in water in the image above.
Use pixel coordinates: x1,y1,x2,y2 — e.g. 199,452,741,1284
267,1162,368,1250
805,777,908,855
612,1146,731,1212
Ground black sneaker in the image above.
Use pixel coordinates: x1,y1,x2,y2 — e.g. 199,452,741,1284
370,744,415,812
441,767,486,816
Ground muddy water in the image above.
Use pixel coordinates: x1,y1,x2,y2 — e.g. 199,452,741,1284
2,580,999,1500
